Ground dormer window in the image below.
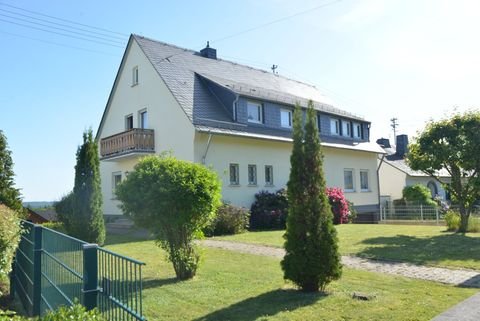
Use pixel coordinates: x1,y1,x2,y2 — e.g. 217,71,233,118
353,122,361,138
280,109,292,128
247,101,263,124
342,121,351,137
330,118,339,135
132,66,139,86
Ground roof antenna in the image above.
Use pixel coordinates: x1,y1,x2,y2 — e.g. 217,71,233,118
271,64,278,74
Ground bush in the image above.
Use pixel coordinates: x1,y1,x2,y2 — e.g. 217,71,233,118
42,222,66,234
54,192,74,229
402,184,437,206
0,205,21,295
346,200,357,223
204,204,249,236
0,303,106,321
326,188,350,224
250,189,288,230
116,155,221,280
445,210,460,231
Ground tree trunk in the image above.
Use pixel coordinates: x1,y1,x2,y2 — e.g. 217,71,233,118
458,204,469,233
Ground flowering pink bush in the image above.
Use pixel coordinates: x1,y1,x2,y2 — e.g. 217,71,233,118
326,187,350,224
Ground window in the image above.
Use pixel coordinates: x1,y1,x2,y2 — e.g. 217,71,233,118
132,66,138,86
353,122,361,138
229,163,239,185
139,110,148,129
344,169,354,192
247,101,263,124
342,121,351,137
112,172,122,195
330,118,339,135
265,165,273,186
280,109,292,128
125,114,133,130
360,170,369,191
248,164,257,185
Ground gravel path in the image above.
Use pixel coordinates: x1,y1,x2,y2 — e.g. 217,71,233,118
200,239,480,287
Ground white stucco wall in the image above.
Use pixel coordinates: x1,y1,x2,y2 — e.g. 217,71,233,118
378,161,407,201
194,133,380,208
98,39,195,215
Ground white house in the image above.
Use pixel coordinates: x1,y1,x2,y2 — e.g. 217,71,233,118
377,135,451,204
96,34,385,222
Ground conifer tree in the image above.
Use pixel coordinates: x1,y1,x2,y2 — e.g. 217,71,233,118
281,102,342,292
70,129,105,245
0,130,23,214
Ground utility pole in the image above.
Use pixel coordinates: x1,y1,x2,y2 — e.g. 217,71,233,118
390,117,398,142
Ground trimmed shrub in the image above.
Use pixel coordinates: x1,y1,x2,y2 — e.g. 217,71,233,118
326,187,350,224
0,205,21,295
250,189,288,230
204,204,249,236
402,184,437,206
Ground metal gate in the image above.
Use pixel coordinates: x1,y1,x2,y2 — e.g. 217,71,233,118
11,221,146,320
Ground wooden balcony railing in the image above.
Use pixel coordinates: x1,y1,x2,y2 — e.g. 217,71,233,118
100,128,155,159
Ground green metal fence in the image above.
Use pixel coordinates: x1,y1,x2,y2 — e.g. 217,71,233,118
11,221,146,321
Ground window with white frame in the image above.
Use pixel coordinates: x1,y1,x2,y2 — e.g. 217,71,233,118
132,66,139,86
125,114,134,130
248,164,257,185
342,121,351,137
247,101,263,124
229,163,239,185
360,170,369,191
112,172,122,195
344,169,355,192
139,110,148,129
330,118,339,135
280,109,292,128
353,122,361,138
265,165,273,185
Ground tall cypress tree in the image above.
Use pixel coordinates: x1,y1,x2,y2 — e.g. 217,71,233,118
281,101,342,292
0,130,23,214
70,129,105,245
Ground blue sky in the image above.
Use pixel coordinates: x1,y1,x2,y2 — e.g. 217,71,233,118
1,0,479,201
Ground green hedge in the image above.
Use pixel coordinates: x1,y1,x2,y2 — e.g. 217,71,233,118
0,205,21,295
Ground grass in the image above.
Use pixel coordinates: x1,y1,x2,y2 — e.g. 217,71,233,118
214,224,480,270
105,234,477,321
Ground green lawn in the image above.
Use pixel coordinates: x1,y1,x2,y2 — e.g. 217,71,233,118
105,234,477,321
214,224,480,270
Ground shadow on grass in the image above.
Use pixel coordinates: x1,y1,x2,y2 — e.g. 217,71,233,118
357,233,480,267
142,277,181,290
105,228,153,245
193,289,326,321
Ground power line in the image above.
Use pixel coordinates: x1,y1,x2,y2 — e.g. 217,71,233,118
0,17,124,48
210,0,343,44
0,2,128,37
0,29,121,57
0,12,124,45
0,7,125,41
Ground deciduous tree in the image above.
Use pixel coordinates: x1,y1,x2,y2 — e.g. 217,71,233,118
408,111,480,233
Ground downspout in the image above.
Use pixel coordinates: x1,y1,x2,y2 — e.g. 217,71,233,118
202,132,213,165
376,154,386,221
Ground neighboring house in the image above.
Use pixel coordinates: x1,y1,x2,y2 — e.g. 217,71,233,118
377,135,451,204
26,208,57,224
96,34,385,222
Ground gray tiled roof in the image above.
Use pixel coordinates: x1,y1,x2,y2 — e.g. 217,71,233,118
134,35,365,122
382,149,450,177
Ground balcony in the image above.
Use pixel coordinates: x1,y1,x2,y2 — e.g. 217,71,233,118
100,128,155,160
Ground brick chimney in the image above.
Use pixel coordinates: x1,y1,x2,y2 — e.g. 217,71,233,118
200,41,217,59
396,134,409,158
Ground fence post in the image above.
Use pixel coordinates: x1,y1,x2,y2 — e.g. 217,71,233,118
436,207,439,225
32,225,43,316
82,244,99,311
420,205,424,221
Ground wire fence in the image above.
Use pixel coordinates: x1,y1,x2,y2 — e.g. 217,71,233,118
11,221,146,320
380,204,480,224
